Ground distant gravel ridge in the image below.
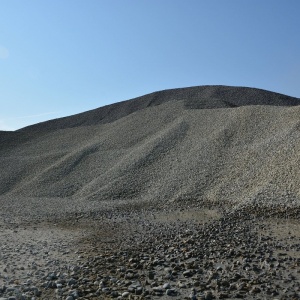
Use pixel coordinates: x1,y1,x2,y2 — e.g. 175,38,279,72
17,85,300,133
0,85,299,217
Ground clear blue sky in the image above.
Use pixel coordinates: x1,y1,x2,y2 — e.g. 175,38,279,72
1,0,300,130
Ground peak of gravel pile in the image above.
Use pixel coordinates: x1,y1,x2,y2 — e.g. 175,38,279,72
17,85,299,133
0,85,299,209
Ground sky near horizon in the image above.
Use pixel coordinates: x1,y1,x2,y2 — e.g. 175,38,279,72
1,0,300,131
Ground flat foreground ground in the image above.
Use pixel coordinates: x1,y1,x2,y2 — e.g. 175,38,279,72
1,200,300,300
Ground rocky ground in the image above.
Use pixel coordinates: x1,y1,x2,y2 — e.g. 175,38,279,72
1,200,300,300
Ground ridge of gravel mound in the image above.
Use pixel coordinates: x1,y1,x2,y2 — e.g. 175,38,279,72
17,85,299,133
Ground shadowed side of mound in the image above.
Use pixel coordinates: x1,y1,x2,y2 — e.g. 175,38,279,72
16,85,299,135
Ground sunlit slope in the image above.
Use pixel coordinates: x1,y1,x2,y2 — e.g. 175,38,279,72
0,86,299,205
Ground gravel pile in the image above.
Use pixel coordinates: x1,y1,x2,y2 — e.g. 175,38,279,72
0,85,299,299
0,86,299,206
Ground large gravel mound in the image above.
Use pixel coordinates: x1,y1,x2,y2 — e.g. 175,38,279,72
0,85,299,214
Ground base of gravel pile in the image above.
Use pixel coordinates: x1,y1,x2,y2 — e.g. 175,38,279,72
1,201,300,300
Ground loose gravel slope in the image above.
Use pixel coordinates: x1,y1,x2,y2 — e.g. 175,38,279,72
0,85,300,300
0,86,299,211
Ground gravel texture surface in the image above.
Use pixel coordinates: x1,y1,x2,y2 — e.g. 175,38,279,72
1,201,300,299
0,85,299,299
0,86,299,206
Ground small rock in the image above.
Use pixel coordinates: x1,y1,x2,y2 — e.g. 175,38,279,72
183,270,193,277
122,292,130,298
163,283,171,289
166,288,177,296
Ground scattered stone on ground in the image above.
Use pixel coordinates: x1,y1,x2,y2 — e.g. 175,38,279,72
1,200,300,299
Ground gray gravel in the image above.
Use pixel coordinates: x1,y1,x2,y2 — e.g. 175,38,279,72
1,202,300,299
0,85,300,299
0,86,299,206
